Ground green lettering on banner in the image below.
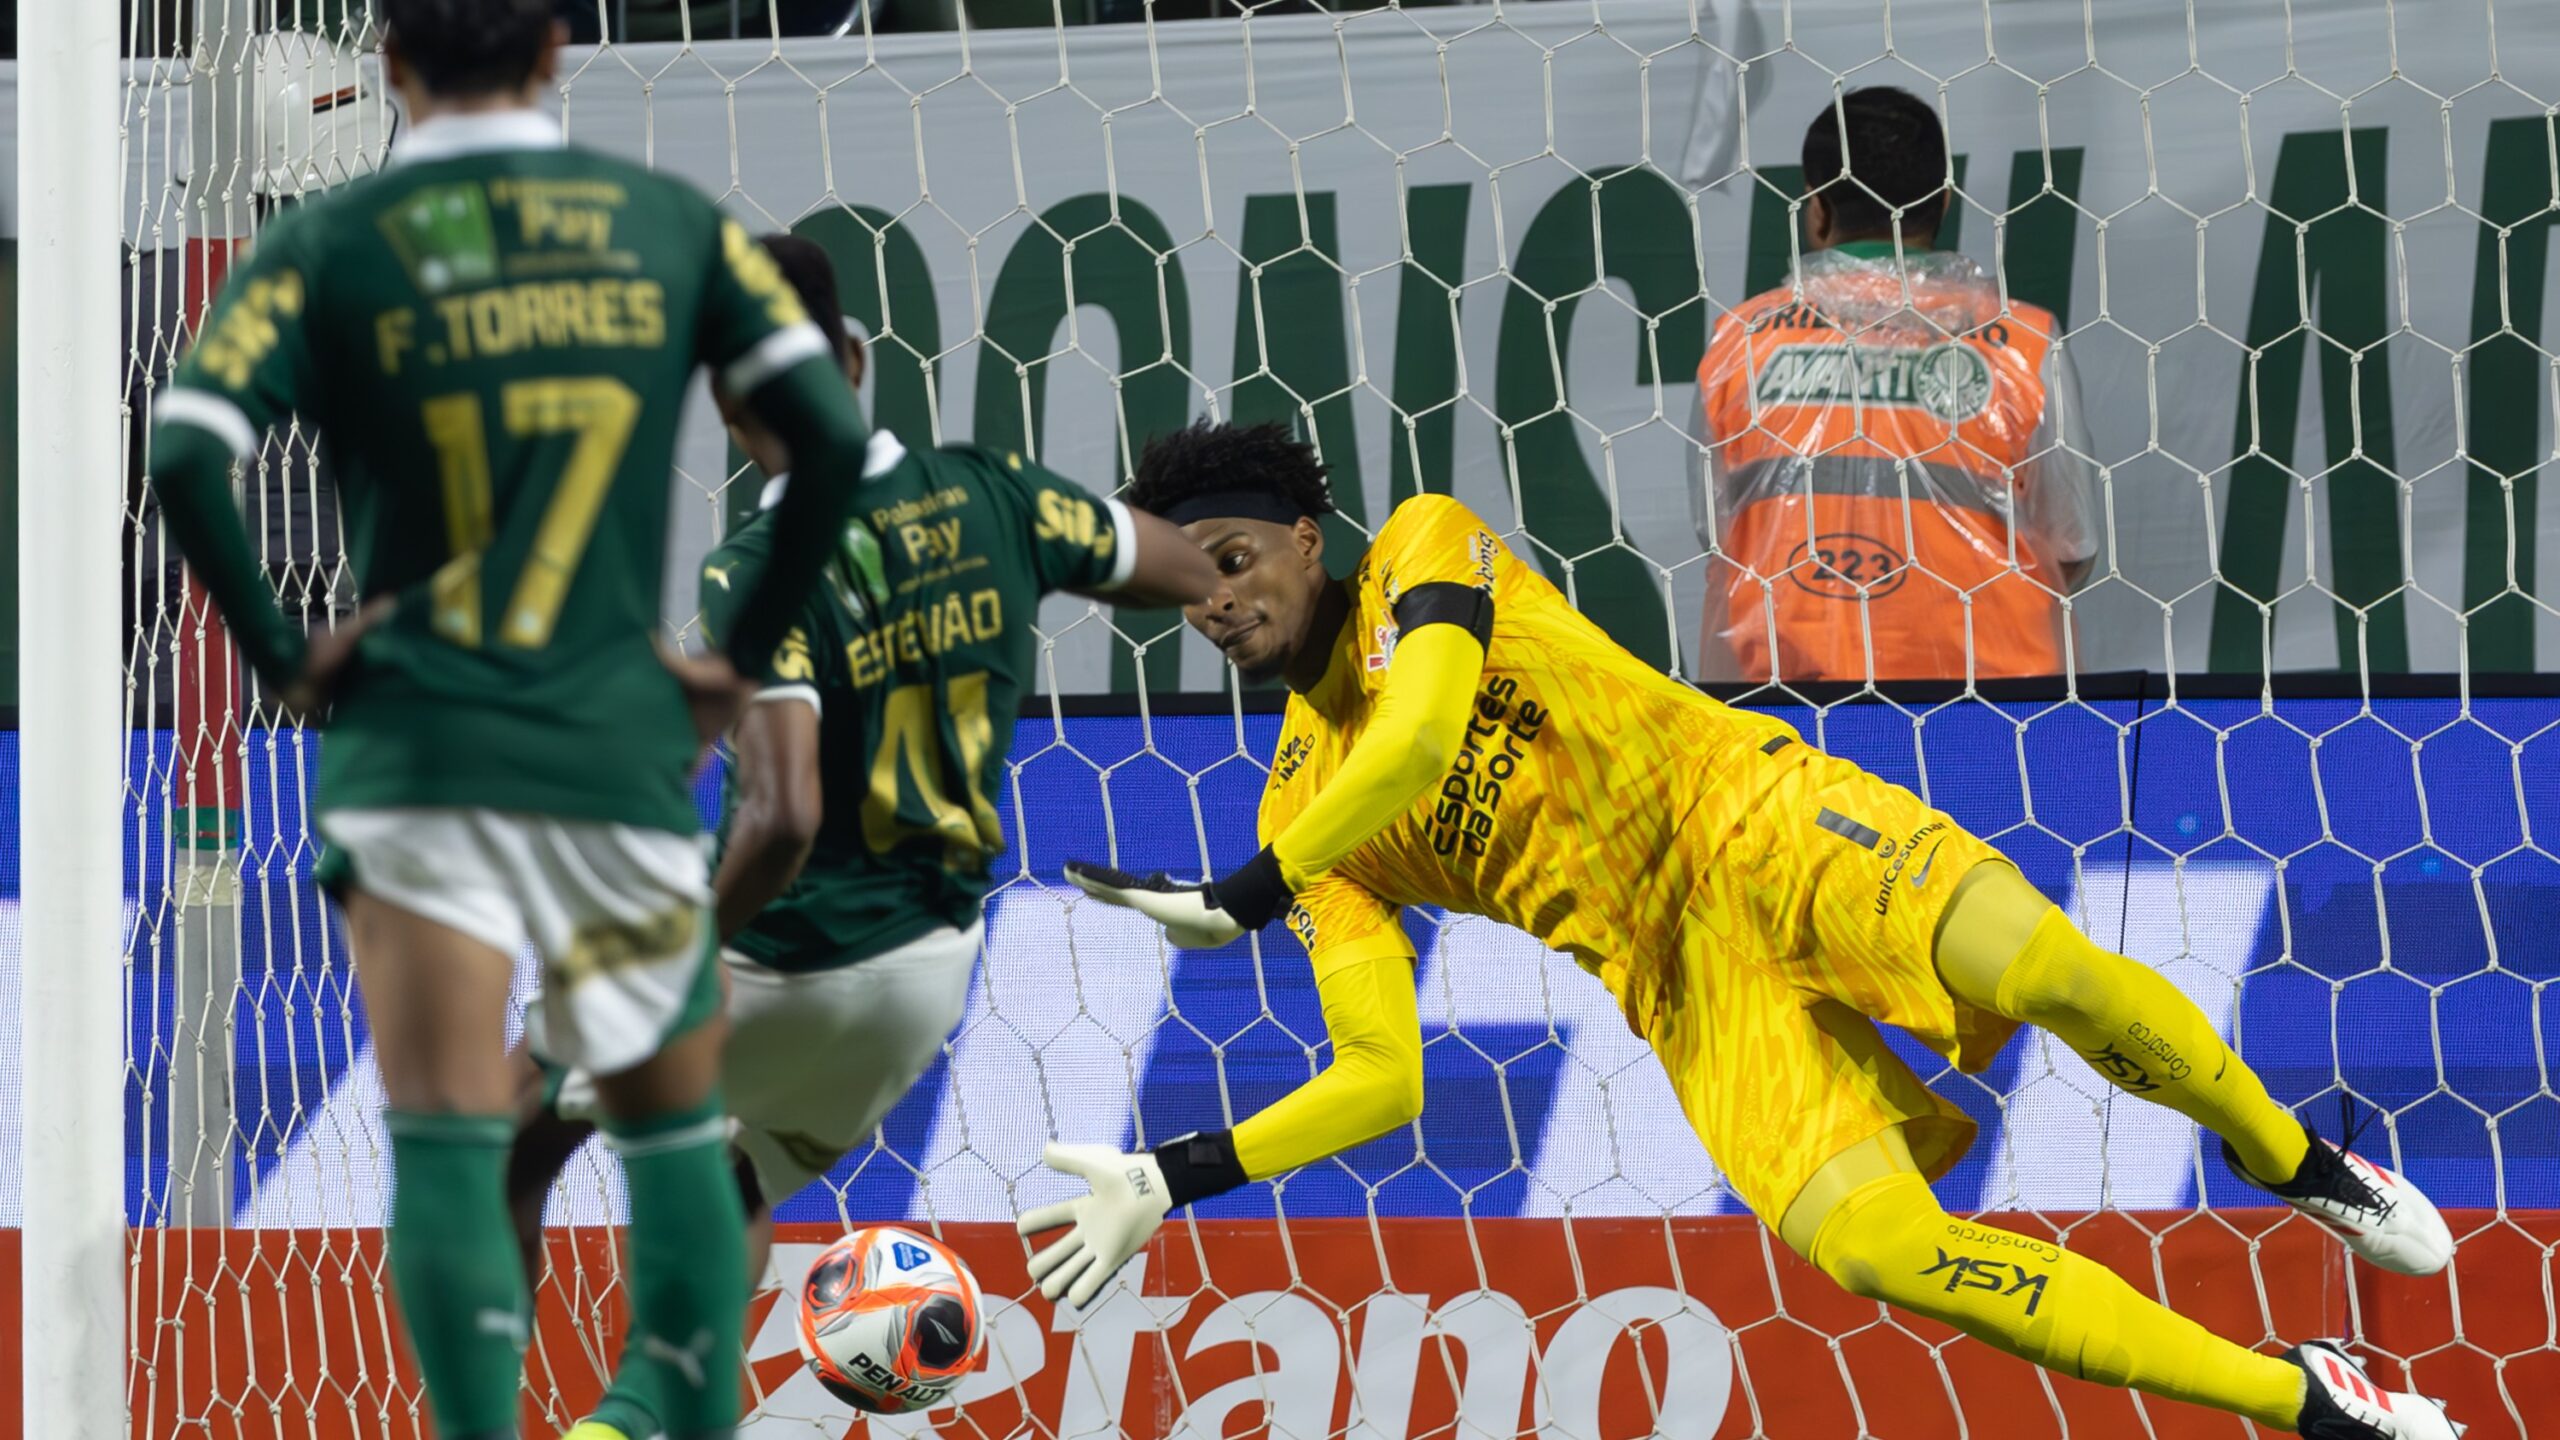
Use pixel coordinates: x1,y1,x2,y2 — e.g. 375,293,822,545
795,205,943,443
726,206,944,531
2209,127,2409,675
1743,164,1804,299
977,194,1193,693
1228,190,1365,551
2462,116,2552,673
1494,167,1707,671
1389,183,1472,505
2002,146,2085,329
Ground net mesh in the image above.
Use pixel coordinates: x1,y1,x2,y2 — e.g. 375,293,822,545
102,1,2560,1437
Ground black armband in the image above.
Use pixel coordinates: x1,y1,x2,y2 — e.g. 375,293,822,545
1150,1128,1249,1208
1391,582,1494,647
1209,846,1294,931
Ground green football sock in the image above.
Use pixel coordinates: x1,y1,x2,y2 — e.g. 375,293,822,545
603,1096,747,1440
385,1110,530,1440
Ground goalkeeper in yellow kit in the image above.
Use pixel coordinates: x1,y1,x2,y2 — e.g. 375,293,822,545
1025,422,2464,1440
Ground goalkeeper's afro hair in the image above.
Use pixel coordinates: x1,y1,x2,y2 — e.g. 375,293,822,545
1130,420,1336,523
1801,85,1950,241
382,0,555,98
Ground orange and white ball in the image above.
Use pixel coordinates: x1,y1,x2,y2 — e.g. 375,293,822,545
794,1226,985,1414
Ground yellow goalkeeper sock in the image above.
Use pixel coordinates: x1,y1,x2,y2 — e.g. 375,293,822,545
1942,872,2310,1185
1809,1171,2305,1428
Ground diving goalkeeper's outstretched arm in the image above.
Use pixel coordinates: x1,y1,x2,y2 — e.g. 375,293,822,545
1036,634,1462,1308
1030,561,1483,1308
1035,614,1476,1304
1035,467,1507,1306
1014,928,1424,1307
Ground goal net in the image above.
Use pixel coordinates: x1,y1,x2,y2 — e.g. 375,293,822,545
79,0,2560,1436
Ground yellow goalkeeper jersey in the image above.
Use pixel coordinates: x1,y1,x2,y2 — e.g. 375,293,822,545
1260,495,1798,997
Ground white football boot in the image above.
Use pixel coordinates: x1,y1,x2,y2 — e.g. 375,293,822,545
2227,1120,2454,1276
2287,1341,2462,1439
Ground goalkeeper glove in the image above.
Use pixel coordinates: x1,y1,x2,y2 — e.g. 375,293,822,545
1015,1132,1248,1309
1062,849,1292,950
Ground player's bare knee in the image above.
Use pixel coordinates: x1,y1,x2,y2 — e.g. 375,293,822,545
592,1012,728,1123
377,1066,516,1117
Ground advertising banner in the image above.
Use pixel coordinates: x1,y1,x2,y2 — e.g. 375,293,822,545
538,0,2560,683
26,0,2560,689
72,1215,2560,1440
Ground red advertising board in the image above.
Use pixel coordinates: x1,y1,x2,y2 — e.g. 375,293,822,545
171,236,247,857
6,1212,2547,1438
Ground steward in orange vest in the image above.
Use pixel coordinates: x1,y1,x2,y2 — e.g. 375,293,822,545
1694,88,2099,683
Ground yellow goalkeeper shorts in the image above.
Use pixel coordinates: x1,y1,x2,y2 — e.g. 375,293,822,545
1642,740,2023,1224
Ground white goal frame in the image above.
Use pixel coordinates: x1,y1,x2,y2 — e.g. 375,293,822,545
18,7,133,1440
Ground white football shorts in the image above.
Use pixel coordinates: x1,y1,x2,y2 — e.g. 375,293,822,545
557,920,982,1208
317,806,716,1078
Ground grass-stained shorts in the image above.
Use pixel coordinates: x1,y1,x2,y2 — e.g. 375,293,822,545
1640,739,2021,1224
554,922,981,1208
317,807,718,1078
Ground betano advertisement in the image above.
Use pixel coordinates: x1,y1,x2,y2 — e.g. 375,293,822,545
0,693,2550,1437
72,1213,2559,1440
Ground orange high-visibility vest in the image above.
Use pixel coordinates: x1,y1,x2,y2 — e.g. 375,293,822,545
1697,246,2091,681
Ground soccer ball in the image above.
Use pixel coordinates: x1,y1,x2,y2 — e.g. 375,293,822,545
794,1226,985,1414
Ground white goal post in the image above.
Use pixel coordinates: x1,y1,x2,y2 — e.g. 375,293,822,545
18,7,130,1440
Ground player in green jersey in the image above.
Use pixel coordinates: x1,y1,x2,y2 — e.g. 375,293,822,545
504,235,1216,1440
144,5,884,1438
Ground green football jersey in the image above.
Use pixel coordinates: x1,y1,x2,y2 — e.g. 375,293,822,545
700,438,1132,970
164,113,824,833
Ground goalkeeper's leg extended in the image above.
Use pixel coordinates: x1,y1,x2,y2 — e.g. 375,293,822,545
1933,863,2454,1278
1651,949,2337,1432
1652,939,2459,1438
1649,742,2461,1438
1780,1124,2305,1426
1774,1126,2459,1439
